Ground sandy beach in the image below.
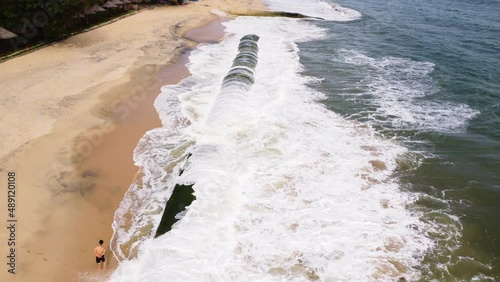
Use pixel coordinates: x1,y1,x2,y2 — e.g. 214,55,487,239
0,0,264,281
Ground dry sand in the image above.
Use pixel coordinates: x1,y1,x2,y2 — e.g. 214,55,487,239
0,0,265,281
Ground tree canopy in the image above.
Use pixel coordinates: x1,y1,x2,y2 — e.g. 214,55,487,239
1,0,89,40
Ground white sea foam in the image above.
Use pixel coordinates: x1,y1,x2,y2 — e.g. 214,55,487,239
110,17,433,282
264,0,362,21
332,49,479,133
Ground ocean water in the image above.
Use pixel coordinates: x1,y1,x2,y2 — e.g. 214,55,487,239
109,0,500,281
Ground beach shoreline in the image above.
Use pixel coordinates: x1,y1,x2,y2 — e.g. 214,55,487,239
0,0,265,281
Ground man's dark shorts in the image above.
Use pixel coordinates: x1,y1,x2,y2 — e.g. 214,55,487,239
96,255,105,263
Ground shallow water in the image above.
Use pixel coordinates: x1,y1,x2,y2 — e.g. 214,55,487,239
299,0,500,280
109,0,500,281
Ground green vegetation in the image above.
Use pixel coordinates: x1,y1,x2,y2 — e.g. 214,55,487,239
2,0,84,40
0,0,172,57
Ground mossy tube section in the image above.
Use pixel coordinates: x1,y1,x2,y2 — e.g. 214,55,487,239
155,184,196,238
207,34,260,124
231,10,325,20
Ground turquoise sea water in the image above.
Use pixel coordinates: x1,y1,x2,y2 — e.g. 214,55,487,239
108,1,499,280
299,0,500,280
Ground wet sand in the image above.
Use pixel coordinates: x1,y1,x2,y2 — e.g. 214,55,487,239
72,50,193,281
0,0,265,281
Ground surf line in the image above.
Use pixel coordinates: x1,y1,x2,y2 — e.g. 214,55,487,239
155,34,260,237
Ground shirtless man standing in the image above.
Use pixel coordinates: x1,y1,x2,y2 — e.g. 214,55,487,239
94,239,107,270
